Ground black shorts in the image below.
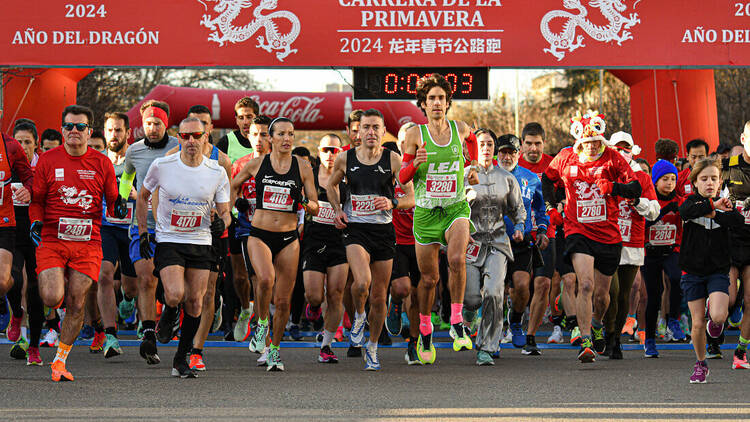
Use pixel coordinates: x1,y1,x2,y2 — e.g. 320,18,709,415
154,242,216,272
211,236,228,273
302,235,347,273
248,226,299,258
228,220,243,255
0,227,15,254
681,273,730,302
342,222,395,262
101,225,136,278
564,233,622,277
391,243,420,287
555,228,574,275
533,237,556,279
509,242,533,275
239,236,255,277
730,236,750,268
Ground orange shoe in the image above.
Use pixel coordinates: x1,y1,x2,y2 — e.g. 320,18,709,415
89,331,105,353
636,330,645,345
189,353,206,371
621,317,637,336
50,361,74,382
334,325,345,342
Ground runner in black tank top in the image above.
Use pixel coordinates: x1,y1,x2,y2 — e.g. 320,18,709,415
229,117,318,372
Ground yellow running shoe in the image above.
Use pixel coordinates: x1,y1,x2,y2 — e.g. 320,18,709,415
450,323,473,352
416,329,436,364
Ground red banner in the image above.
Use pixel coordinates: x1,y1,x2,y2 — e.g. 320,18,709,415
2,1,750,67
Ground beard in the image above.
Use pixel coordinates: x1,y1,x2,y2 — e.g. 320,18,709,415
109,139,126,153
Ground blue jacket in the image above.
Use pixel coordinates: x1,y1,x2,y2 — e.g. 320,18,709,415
504,164,548,239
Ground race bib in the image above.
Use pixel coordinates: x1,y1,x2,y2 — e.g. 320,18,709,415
106,202,134,225
57,218,92,241
425,174,457,199
262,186,293,212
351,194,377,216
736,201,750,225
11,182,26,207
684,184,692,194
618,218,632,242
466,240,481,263
245,197,257,220
649,223,677,246
313,200,336,225
576,198,606,223
170,209,203,232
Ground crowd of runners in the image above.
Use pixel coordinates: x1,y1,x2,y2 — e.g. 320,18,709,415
1,73,749,384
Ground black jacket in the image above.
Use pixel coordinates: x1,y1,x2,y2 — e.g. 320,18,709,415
679,194,744,276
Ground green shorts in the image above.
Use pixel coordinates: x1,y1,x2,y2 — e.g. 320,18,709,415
413,201,474,246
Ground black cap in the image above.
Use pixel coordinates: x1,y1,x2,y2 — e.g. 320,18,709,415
496,134,520,152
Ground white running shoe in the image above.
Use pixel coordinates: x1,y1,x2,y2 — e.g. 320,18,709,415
501,327,513,344
257,347,269,366
547,325,564,344
40,329,59,348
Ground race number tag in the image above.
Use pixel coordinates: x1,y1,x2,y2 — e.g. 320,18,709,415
106,202,134,225
736,201,750,225
649,223,677,246
576,198,606,223
57,218,92,241
245,197,257,220
466,240,481,263
425,174,457,199
313,201,336,225
684,184,692,195
351,194,377,216
618,218,632,242
262,186,293,212
11,182,26,207
170,210,203,232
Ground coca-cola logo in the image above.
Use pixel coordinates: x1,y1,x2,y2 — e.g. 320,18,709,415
250,95,324,124
398,116,413,126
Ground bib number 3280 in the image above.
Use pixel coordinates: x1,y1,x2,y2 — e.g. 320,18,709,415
57,218,92,241
425,174,457,199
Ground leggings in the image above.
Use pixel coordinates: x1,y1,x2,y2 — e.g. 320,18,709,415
464,251,508,354
642,251,682,340
11,242,44,347
604,264,639,336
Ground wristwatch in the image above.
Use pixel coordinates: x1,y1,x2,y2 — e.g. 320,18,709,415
390,197,399,209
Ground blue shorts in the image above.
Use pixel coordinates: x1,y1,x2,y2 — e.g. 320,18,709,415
129,226,156,264
680,272,730,302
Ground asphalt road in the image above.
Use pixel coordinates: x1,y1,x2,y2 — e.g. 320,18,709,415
0,331,748,421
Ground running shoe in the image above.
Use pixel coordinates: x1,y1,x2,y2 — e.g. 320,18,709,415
657,318,667,340
157,306,180,344
288,324,303,341
689,360,708,384
347,344,362,357
522,334,541,356
728,303,743,328
547,325,564,344
50,360,74,382
40,329,59,348
501,327,513,344
305,303,322,323
89,331,106,353
139,337,161,365
636,330,645,345
644,338,659,358
7,314,22,342
266,347,284,372
476,350,495,366
509,322,526,348
400,312,410,336
189,353,206,371
316,331,324,343
257,347,268,366
249,323,268,353
591,326,606,355
172,356,197,378
621,316,637,335
463,309,478,336
732,349,750,369
570,326,582,346
609,338,623,360
118,295,136,321
335,326,345,342
318,345,338,363
667,318,686,342
449,323,473,352
136,321,145,340
364,346,380,371
706,320,724,339
26,346,42,366
211,295,223,333
577,338,595,363
0,297,9,333
378,328,392,346
349,313,367,347
416,329,436,364
234,306,254,342
385,297,402,337
405,340,421,365
78,324,94,340
103,334,122,359
706,340,723,359
10,336,29,359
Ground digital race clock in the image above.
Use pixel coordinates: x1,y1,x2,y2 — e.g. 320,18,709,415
353,67,489,101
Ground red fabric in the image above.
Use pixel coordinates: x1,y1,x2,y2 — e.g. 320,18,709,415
548,208,564,227
595,179,613,196
35,240,103,281
616,170,657,248
399,155,418,185
464,131,477,161
648,194,685,252
0,134,34,227
141,106,168,127
232,154,257,219
29,147,118,242
519,153,556,237
545,147,636,245
393,185,414,245
675,167,693,196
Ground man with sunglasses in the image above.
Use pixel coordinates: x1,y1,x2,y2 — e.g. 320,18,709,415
119,100,179,365
136,117,231,378
31,105,127,381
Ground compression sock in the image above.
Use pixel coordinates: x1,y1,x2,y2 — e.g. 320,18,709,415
591,318,604,330
176,314,200,361
142,320,157,342
566,315,578,329
53,342,72,365
450,303,464,325
510,310,524,324
322,329,335,348
550,314,564,327
738,336,750,352
105,327,117,338
419,313,432,336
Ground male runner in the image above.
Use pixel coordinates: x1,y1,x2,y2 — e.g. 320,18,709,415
216,97,258,162
677,139,709,197
32,105,127,381
399,73,478,364
119,100,180,364
137,117,230,378
40,129,62,153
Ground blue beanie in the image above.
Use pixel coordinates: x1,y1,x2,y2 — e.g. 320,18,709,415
651,159,678,185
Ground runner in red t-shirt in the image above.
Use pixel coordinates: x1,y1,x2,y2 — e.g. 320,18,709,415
30,105,126,382
542,112,641,363
676,139,709,197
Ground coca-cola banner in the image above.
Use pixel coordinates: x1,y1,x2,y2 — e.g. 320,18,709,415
2,1,750,67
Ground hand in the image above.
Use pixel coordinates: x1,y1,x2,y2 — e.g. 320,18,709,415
113,195,128,219
210,214,226,237
715,197,732,212
13,186,30,204
548,208,564,227
129,187,138,201
595,179,613,196
467,168,479,185
373,196,392,211
536,231,549,250
414,145,428,167
235,197,250,214
139,232,154,260
333,210,348,229
29,220,42,247
662,201,679,215
512,230,524,243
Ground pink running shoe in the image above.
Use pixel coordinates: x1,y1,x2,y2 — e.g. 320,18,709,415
318,345,338,363
733,349,750,370
689,360,709,383
306,304,322,322
26,346,42,366
7,314,22,342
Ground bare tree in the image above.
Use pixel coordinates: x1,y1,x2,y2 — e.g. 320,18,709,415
714,69,750,146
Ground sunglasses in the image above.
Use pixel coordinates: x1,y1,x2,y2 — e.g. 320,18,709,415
320,146,341,154
178,131,205,140
62,122,90,132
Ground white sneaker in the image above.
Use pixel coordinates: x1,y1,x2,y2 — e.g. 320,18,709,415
501,328,513,344
547,325,564,344
257,347,269,366
40,329,58,347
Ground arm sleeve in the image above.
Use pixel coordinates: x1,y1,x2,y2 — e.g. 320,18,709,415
399,153,418,185
714,208,745,228
678,196,714,220
532,177,549,230
612,180,642,199
120,148,136,198
6,137,33,191
541,174,559,210
29,158,48,223
463,131,477,165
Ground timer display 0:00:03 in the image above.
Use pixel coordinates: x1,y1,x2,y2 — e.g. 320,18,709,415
383,73,474,95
